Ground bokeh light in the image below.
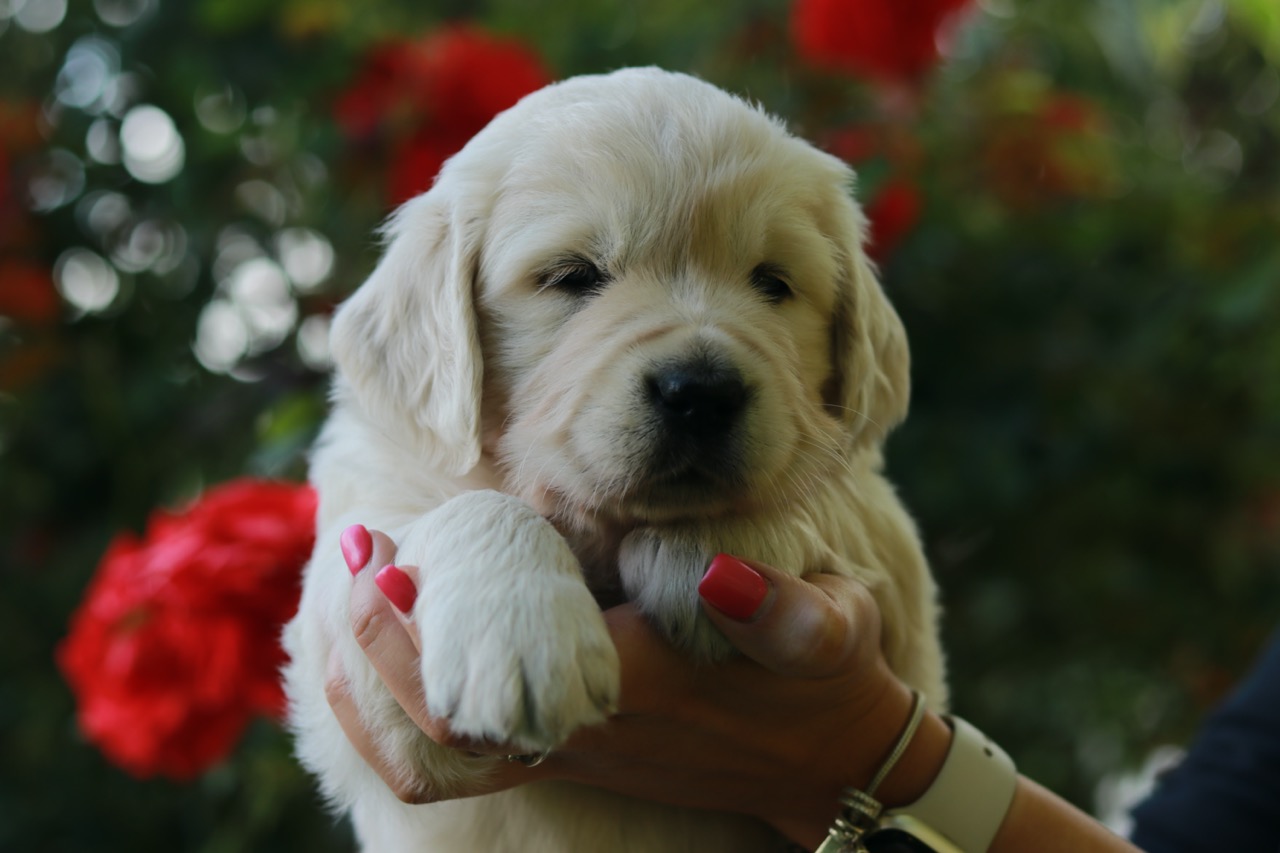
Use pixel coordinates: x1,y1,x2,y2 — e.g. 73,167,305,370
27,149,85,212
55,37,120,112
92,0,155,28
54,248,120,313
14,0,66,32
225,257,297,353
119,104,184,183
274,227,334,293
79,190,131,239
85,117,121,164
111,220,188,275
194,85,247,134
296,314,331,370
236,179,288,226
193,299,248,374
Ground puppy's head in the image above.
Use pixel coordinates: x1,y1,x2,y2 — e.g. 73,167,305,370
331,67,909,522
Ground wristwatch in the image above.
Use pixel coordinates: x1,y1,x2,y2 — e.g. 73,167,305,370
874,715,1017,852
818,709,1018,853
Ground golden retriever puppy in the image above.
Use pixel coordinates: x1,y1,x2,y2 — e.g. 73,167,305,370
283,66,946,852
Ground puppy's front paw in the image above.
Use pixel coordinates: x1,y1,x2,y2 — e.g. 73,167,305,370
404,491,620,752
619,527,734,662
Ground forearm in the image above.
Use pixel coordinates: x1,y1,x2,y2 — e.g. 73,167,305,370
991,776,1139,853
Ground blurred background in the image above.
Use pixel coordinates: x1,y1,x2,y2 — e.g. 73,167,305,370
2,0,1278,849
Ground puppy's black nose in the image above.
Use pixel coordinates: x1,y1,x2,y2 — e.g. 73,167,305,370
647,362,748,438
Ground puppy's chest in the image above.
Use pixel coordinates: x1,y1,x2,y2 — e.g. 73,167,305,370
570,527,629,607
559,524,631,610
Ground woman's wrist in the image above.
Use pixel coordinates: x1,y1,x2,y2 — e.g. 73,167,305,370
874,703,952,809
772,675,952,848
787,692,1141,853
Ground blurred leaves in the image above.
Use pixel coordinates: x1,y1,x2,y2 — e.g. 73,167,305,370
1226,0,1280,64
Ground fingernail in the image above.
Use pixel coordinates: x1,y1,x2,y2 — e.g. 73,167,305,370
375,565,417,614
699,554,768,621
340,524,373,575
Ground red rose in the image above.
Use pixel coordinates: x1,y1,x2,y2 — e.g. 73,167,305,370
792,0,974,84
865,179,922,262
57,479,317,780
823,126,924,261
0,260,60,325
335,25,552,205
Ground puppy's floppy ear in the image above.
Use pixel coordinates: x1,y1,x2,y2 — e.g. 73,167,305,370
825,208,911,449
330,188,484,476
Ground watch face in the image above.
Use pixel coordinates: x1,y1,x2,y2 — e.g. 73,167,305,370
866,828,938,853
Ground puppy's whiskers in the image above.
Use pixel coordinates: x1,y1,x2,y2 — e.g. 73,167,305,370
796,433,855,479
785,438,844,509
825,404,882,435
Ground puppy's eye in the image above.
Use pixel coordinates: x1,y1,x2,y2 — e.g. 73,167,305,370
540,259,607,296
751,264,793,304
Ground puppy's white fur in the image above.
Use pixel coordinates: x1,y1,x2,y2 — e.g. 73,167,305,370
283,67,946,852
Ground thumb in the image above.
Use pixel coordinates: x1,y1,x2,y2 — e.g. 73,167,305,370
697,554,879,679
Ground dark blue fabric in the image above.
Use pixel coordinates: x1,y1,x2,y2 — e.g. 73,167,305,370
1129,630,1280,853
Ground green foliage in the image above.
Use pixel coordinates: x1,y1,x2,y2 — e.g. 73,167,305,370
2,0,1278,848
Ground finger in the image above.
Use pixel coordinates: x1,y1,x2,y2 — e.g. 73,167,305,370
349,555,434,729
365,528,400,573
346,527,419,652
325,646,434,804
370,562,421,653
340,524,398,576
601,603,700,716
697,555,879,679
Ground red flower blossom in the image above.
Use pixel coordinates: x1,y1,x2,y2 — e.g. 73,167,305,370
981,89,1114,210
865,179,922,262
824,125,925,261
0,260,59,325
57,479,317,780
792,0,974,84
1041,93,1105,134
335,25,552,205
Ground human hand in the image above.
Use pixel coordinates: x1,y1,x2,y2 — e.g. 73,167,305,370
325,525,945,847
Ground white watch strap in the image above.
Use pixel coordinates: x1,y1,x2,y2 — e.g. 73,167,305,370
881,715,1018,852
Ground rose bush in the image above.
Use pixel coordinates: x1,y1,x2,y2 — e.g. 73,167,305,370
820,125,925,261
979,88,1116,210
56,479,317,780
791,0,974,84
335,25,552,206
863,179,922,261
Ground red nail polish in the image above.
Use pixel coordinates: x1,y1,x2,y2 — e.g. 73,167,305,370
340,524,373,575
699,554,768,621
375,565,417,614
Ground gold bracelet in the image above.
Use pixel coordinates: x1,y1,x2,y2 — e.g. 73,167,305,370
814,688,926,853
